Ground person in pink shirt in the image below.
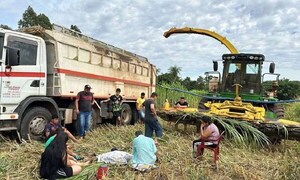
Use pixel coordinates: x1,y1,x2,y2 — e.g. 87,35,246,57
193,116,220,158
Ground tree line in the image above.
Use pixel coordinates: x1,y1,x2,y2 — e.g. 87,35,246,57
158,66,206,91
1,6,81,32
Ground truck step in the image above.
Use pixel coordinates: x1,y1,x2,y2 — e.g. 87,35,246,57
0,127,18,131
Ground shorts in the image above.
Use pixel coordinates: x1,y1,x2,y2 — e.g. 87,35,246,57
56,167,73,178
113,111,121,118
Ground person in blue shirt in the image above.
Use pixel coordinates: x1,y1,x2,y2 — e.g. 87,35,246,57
132,130,157,168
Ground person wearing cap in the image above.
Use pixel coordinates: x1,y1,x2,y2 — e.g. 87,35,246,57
136,92,146,123
102,88,123,126
44,114,78,143
142,92,163,143
75,85,94,139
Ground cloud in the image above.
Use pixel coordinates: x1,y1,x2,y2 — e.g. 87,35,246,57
1,0,299,80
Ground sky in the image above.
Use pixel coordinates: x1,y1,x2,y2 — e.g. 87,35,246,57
1,0,300,80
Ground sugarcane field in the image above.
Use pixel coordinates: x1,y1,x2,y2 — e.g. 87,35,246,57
1,1,300,180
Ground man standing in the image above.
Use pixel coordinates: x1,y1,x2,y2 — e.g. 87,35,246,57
75,85,94,139
132,130,157,168
136,92,146,123
102,88,123,126
143,92,163,143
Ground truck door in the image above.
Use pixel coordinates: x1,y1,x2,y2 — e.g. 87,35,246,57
0,33,4,103
1,35,44,106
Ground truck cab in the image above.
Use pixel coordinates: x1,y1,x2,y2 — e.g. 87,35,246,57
0,28,49,135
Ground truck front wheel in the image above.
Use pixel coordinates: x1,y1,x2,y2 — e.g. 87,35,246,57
20,107,52,140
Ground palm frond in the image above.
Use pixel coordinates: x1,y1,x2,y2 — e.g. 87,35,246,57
211,116,270,146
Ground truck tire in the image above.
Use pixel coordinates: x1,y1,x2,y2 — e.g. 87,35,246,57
131,108,138,125
20,107,52,140
198,98,209,111
121,103,132,125
273,104,284,119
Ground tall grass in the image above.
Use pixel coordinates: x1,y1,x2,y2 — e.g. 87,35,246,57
156,82,206,108
0,123,299,180
284,102,300,122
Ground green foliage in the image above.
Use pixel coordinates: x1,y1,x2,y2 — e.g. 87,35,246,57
157,65,206,91
284,103,300,122
18,6,52,29
213,117,270,146
70,25,82,33
277,79,300,100
0,24,12,30
36,13,52,29
262,79,300,100
156,82,206,108
168,66,181,83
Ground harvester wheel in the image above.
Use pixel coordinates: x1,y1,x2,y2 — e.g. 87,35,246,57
273,104,284,119
198,98,209,111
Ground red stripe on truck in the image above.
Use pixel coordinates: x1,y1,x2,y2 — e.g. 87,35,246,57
0,72,45,77
55,68,153,87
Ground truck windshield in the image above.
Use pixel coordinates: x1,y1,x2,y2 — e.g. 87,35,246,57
0,33,4,60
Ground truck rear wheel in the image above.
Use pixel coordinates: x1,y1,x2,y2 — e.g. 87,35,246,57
20,107,52,140
273,104,284,119
121,103,132,125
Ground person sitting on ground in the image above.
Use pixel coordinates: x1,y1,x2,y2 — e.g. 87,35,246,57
132,130,157,171
175,97,189,108
192,116,220,158
44,114,78,143
44,128,83,161
40,131,91,180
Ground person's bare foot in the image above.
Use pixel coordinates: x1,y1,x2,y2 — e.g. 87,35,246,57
82,159,93,166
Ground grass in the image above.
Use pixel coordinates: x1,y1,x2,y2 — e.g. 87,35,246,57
0,120,300,180
156,83,206,109
284,102,300,122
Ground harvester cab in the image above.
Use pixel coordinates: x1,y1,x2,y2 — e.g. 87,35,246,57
205,53,278,101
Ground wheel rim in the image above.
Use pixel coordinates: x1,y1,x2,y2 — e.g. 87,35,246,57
121,109,130,124
29,116,47,136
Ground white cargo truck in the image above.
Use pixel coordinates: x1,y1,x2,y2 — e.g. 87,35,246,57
0,24,156,140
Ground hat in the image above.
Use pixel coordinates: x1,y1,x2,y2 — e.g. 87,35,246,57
84,84,92,89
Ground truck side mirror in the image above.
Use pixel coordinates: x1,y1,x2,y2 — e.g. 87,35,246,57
5,46,20,66
213,61,218,71
269,62,275,74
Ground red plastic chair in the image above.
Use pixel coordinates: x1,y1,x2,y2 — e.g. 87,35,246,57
196,131,224,163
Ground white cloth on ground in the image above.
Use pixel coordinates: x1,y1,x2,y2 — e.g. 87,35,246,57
97,150,133,164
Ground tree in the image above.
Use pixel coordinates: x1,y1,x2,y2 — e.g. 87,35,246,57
158,73,172,84
18,6,52,29
0,24,12,30
181,77,199,90
277,79,300,100
36,13,52,29
168,65,181,84
196,76,206,90
70,25,82,33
